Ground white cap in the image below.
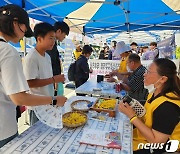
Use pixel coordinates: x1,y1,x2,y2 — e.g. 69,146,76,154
114,41,130,56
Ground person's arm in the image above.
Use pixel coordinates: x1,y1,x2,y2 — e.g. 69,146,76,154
27,74,65,88
130,116,170,143
106,71,127,82
117,71,132,76
106,76,117,82
119,102,170,143
1,54,67,107
105,70,118,79
27,78,54,88
120,82,131,91
115,72,130,90
106,71,131,81
116,72,129,82
9,92,67,107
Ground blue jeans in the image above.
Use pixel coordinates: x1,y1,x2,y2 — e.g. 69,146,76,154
0,132,18,148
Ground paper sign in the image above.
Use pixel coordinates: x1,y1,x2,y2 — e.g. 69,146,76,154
80,129,121,149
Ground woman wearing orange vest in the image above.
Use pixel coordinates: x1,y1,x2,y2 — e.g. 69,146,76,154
105,41,132,82
119,58,180,153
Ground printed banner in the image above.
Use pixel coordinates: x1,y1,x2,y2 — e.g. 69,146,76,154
63,39,75,82
89,59,180,77
157,35,175,59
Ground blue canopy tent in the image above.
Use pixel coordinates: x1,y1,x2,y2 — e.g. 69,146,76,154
10,42,33,49
0,0,179,35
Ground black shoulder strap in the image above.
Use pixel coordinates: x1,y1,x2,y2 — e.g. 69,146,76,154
0,38,6,43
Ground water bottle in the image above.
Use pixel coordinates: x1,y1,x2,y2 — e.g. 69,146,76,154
57,82,64,96
120,90,126,98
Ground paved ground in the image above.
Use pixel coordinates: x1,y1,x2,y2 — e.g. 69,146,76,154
18,85,76,134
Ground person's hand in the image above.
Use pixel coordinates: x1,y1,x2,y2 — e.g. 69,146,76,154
104,74,110,78
109,70,117,76
116,73,124,80
56,96,67,107
119,102,136,119
106,77,116,82
53,74,65,83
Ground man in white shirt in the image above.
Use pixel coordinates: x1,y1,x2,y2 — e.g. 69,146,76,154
23,23,65,125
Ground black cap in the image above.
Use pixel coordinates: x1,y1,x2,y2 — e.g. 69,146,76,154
0,4,33,37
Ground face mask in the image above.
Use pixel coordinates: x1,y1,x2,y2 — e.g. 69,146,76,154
144,78,161,93
126,66,131,72
144,84,155,93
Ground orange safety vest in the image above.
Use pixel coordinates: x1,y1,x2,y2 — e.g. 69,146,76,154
118,56,128,73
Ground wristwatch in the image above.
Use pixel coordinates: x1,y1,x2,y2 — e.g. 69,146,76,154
50,96,57,107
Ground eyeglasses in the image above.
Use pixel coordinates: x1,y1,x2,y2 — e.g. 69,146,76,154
145,68,158,74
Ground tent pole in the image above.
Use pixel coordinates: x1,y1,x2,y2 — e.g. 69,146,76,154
82,34,85,45
27,0,64,13
24,37,27,56
66,18,84,34
65,0,112,4
27,0,58,21
4,0,11,4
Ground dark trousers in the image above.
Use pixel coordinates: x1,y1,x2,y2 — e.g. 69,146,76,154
16,106,21,122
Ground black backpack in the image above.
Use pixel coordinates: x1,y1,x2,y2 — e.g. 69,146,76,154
68,61,76,81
